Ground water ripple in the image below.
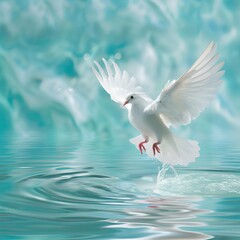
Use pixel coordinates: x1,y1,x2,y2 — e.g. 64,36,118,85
0,137,240,239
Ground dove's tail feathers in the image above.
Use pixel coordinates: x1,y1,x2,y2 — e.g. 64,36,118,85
129,134,200,166
160,134,200,166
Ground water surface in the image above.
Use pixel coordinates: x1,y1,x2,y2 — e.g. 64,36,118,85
0,135,239,239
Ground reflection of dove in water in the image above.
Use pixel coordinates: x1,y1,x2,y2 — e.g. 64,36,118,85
92,42,224,166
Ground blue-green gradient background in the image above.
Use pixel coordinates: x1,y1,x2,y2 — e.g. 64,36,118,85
0,0,239,139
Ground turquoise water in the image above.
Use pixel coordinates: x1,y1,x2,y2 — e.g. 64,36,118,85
0,135,240,239
0,0,240,239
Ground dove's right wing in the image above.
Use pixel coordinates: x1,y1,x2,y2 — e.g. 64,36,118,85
92,59,142,105
145,41,224,127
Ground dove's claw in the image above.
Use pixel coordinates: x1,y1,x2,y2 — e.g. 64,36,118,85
138,140,148,154
153,142,161,156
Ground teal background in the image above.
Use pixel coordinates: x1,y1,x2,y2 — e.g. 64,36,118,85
0,0,239,139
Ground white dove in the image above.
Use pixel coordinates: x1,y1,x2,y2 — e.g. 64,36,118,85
92,42,224,166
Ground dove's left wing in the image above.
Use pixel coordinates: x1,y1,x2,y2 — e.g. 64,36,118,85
92,59,142,105
145,42,224,127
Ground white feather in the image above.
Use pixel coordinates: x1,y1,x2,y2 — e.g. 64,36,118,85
144,42,224,127
92,59,142,105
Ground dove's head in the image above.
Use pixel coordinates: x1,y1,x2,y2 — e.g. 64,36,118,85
123,93,145,107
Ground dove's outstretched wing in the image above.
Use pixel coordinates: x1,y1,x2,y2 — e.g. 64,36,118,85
92,59,142,105
145,41,224,127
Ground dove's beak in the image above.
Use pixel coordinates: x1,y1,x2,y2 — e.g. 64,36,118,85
123,100,129,106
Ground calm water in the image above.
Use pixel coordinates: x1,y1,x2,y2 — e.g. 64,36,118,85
0,135,240,240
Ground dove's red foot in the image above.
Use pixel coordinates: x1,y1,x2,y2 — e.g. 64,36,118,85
152,142,161,156
138,140,148,154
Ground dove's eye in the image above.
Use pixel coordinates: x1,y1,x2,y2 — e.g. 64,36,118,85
130,96,134,99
